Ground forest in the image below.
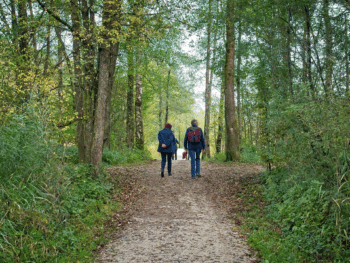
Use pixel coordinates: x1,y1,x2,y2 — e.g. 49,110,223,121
1,0,350,262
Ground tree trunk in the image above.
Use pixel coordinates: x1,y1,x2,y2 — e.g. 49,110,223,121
70,0,85,163
43,25,51,76
159,90,163,130
103,45,119,149
346,18,349,97
324,0,333,98
236,20,242,145
135,74,144,150
10,0,18,46
91,48,109,174
126,44,135,148
204,0,212,159
29,1,38,67
224,0,240,161
165,70,170,124
286,9,293,97
216,82,224,154
18,0,28,58
91,0,121,174
304,6,315,98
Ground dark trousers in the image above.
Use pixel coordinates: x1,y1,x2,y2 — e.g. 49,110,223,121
172,150,177,160
161,152,172,174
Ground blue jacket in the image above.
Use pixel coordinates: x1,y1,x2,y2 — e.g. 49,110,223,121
184,126,205,151
158,128,176,153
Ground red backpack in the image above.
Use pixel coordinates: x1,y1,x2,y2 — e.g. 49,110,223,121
187,127,201,143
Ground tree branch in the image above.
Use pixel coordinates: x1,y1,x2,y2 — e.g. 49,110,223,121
36,0,74,32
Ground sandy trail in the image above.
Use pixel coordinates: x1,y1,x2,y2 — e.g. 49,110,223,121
97,160,262,262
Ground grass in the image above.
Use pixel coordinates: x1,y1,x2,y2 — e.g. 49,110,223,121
233,174,304,262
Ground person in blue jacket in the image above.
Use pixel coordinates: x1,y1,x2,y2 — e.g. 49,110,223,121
158,123,176,177
184,119,205,179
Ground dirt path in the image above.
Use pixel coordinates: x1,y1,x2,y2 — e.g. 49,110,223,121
96,160,263,263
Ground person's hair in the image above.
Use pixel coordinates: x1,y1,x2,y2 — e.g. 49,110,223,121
191,119,197,126
165,123,172,129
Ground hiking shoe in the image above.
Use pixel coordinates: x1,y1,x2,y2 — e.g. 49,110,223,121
168,173,172,176
196,174,202,177
191,176,195,179
161,171,164,177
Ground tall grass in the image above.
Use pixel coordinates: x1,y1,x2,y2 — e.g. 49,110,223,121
0,108,123,262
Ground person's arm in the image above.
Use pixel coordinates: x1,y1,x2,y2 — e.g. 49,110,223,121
159,131,171,148
184,129,188,151
201,128,206,151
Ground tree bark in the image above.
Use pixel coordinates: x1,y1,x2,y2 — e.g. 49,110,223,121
304,6,315,98
216,81,224,154
286,9,293,97
346,18,349,97
103,45,119,149
70,0,85,163
43,25,51,76
236,20,242,145
126,44,135,148
91,0,121,174
159,90,163,130
204,0,212,159
18,0,28,58
135,74,144,150
324,0,333,98
165,69,170,124
224,0,240,161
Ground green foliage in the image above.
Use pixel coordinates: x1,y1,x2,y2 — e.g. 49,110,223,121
102,148,152,165
211,145,262,163
211,152,226,162
0,109,53,178
0,110,122,262
250,100,350,262
240,145,262,163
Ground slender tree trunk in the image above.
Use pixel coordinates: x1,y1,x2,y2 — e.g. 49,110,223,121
135,74,144,150
126,44,135,148
216,82,224,153
10,0,18,46
236,20,242,145
165,70,170,124
18,0,28,58
224,0,240,161
43,25,51,75
304,6,315,98
286,9,293,97
324,0,333,98
159,90,163,130
346,18,349,97
71,0,85,163
204,0,212,159
56,25,64,116
29,1,38,67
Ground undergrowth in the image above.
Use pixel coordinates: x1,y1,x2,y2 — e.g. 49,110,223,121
0,109,150,262
211,145,262,163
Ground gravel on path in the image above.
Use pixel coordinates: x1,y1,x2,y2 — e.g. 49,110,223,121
96,160,262,263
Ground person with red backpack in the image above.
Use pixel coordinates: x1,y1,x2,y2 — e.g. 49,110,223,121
184,119,206,179
158,123,177,177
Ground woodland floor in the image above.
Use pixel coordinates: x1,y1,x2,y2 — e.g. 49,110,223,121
96,159,264,263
